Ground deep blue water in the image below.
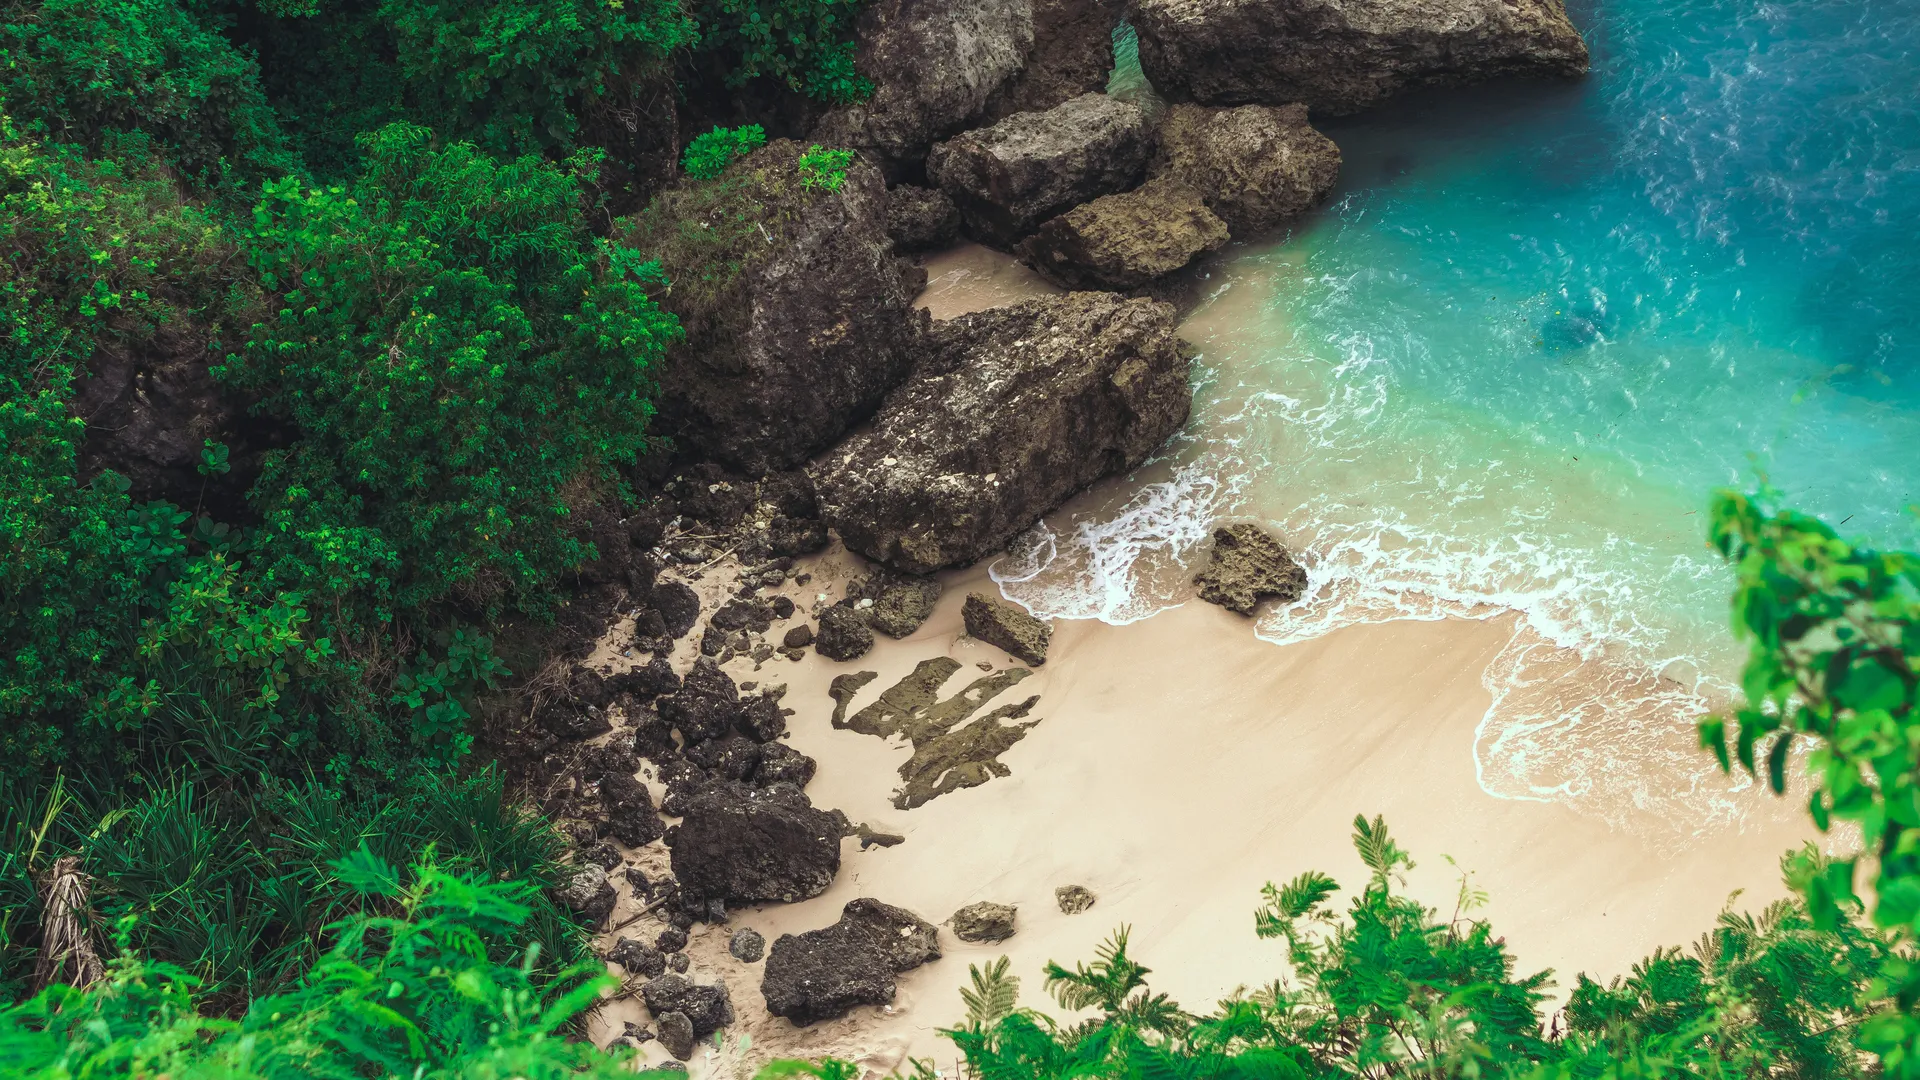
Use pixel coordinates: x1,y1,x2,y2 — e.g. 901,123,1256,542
1004,0,1920,839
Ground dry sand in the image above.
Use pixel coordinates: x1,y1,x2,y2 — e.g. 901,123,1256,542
586,244,1814,1075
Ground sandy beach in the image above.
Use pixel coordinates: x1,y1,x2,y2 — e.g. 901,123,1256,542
587,245,1815,1076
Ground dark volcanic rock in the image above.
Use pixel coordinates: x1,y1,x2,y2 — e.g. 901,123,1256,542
641,973,734,1036
950,901,1019,943
813,0,1034,172
1192,523,1308,614
658,659,744,743
730,927,767,963
656,927,689,953
1018,176,1228,290
813,292,1193,574
670,783,842,905
738,693,789,742
754,742,819,789
1131,0,1589,114
887,185,963,253
761,899,942,1026
601,770,667,846
986,0,1130,119
962,593,1052,665
783,624,816,650
851,570,944,638
815,606,876,662
1151,103,1341,233
686,734,764,782
608,936,668,978
656,1010,696,1061
628,141,919,474
928,93,1153,247
651,581,702,639
556,865,617,927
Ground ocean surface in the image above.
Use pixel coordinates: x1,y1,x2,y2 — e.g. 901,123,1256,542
995,1,1920,843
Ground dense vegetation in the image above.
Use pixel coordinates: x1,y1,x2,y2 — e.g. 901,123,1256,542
3,0,1917,1075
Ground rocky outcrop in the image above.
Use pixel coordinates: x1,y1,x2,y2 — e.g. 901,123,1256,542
927,94,1153,247
625,140,919,475
1193,523,1308,614
962,593,1052,665
813,292,1193,575
668,782,842,905
1151,103,1341,233
1017,176,1228,290
815,606,876,662
761,899,941,1025
986,0,1130,118
656,659,743,744
950,901,1019,943
887,185,963,252
1130,0,1589,114
601,770,666,847
813,0,1034,172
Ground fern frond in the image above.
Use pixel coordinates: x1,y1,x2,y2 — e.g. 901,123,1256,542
960,956,1021,1027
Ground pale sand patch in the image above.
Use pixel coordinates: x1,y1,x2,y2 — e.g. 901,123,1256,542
590,553,1811,1077
916,243,1061,321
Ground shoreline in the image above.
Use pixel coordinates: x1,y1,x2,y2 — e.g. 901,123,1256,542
588,549,1812,1076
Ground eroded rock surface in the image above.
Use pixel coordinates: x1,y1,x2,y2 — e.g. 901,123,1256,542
814,0,1035,172
669,782,842,904
1151,103,1341,233
1193,523,1308,615
1018,176,1228,289
813,292,1192,574
626,140,919,474
1131,0,1589,114
815,605,876,662
887,185,963,252
761,899,942,1025
962,593,1052,666
851,569,944,638
987,0,1130,118
928,93,1153,247
951,901,1019,943
829,658,1041,808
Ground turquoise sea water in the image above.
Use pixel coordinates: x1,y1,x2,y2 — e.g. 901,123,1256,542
997,2,1920,843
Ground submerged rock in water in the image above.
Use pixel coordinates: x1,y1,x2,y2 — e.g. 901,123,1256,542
928,93,1154,247
950,901,1019,943
814,0,1034,173
962,593,1052,666
1131,0,1589,114
813,292,1192,575
1151,103,1341,234
1018,176,1229,290
761,899,942,1025
1193,524,1308,616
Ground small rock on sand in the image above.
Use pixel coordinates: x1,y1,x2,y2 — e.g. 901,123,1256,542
815,605,876,661
963,592,1051,665
950,901,1019,943
1192,523,1308,615
1056,884,1096,914
730,927,767,963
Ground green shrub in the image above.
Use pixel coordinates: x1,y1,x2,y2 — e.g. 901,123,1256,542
691,0,873,103
796,143,853,191
682,123,767,179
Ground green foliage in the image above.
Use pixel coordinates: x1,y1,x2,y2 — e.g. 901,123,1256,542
1702,491,1920,1076
797,143,853,191
691,0,873,102
0,0,298,186
0,852,631,1078
683,123,767,179
220,122,680,621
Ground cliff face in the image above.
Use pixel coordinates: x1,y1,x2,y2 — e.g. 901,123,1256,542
1129,0,1589,113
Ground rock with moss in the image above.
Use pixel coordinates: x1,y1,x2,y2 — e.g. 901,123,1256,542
962,593,1051,665
623,140,919,475
1018,176,1228,290
1151,103,1341,234
927,93,1153,247
813,0,1035,173
1131,0,1589,114
813,293,1192,575
1192,523,1308,615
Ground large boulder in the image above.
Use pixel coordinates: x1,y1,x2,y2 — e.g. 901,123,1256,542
813,292,1193,575
1130,0,1589,114
1151,103,1341,233
927,93,1153,247
669,782,843,905
1017,176,1228,290
986,0,1130,118
623,140,919,475
813,0,1035,173
887,185,963,253
761,899,941,1025
1193,523,1309,614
